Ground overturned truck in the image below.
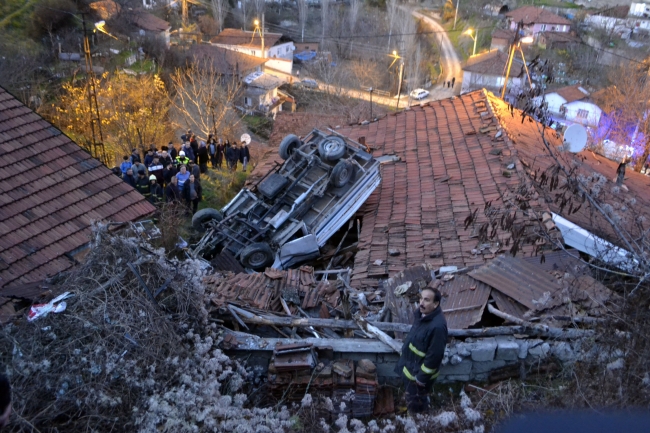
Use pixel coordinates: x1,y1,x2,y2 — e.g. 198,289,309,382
190,129,381,270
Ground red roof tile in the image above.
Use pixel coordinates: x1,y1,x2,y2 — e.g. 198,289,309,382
0,86,156,293
210,28,283,49
505,6,571,26
336,91,547,288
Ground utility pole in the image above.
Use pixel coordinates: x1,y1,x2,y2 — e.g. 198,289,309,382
368,87,373,119
453,0,459,30
501,21,533,101
182,0,188,26
261,13,265,59
81,13,107,165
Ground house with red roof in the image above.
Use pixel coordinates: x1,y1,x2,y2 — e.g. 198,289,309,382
460,50,525,100
0,86,155,299
210,28,295,75
538,84,603,128
505,6,572,37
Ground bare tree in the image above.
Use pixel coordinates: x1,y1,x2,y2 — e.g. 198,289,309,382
594,59,650,172
253,0,265,21
210,0,227,33
168,59,243,140
349,0,361,33
321,0,330,49
297,0,308,42
386,0,398,50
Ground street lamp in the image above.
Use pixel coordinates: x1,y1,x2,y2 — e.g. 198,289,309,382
463,28,477,56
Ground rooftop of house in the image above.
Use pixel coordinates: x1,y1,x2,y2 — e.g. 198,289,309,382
505,6,572,26
210,28,283,49
243,71,285,90
335,90,552,288
331,89,650,289
462,49,524,76
491,29,516,40
548,84,591,104
0,86,156,293
185,45,267,76
129,10,171,32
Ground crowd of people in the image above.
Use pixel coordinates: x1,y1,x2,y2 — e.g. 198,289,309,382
116,130,251,215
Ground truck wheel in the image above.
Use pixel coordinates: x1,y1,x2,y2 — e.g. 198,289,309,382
318,136,346,161
192,208,223,232
279,134,301,160
240,242,275,270
330,161,353,187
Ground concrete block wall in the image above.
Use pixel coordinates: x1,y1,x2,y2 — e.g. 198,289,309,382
437,337,581,382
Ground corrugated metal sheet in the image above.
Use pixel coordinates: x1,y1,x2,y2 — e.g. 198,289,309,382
469,255,562,310
490,289,528,319
439,275,491,329
522,249,587,274
382,264,436,328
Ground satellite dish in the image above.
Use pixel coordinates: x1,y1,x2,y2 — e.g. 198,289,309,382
563,124,587,153
240,133,251,145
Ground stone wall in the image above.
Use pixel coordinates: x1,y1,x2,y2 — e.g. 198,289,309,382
230,336,585,384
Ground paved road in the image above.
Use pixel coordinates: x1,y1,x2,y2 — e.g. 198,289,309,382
411,10,463,101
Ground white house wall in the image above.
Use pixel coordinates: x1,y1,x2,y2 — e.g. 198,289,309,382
265,57,293,74
563,100,602,127
541,93,568,114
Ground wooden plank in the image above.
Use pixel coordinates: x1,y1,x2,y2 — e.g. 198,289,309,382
223,331,398,353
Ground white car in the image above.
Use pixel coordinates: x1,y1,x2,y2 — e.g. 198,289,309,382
410,89,430,100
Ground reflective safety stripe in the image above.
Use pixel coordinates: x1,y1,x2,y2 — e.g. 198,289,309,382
403,366,416,381
431,371,440,380
409,343,426,357
421,364,437,375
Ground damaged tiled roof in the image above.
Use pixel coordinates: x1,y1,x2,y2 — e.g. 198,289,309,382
505,6,571,26
337,90,550,289
210,28,283,48
0,86,156,292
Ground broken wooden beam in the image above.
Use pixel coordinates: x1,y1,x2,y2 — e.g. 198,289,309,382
224,305,593,339
222,330,397,353
354,315,402,354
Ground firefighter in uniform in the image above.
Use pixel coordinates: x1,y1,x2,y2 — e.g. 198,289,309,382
395,287,447,413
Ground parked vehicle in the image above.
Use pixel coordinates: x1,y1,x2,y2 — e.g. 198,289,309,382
410,88,429,100
190,129,382,270
300,79,319,89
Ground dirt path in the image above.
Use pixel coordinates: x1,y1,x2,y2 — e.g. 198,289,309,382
411,10,463,100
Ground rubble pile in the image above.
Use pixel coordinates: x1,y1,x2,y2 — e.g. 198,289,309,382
267,341,381,419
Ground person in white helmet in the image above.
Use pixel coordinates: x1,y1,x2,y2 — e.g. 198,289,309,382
175,150,190,166
148,174,163,204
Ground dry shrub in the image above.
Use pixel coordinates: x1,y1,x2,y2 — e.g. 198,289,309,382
0,224,295,432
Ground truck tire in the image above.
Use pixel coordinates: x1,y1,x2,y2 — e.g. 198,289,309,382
192,208,223,232
330,161,353,187
279,134,301,160
240,242,275,270
318,136,346,161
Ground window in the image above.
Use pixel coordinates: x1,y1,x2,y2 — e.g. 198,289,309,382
244,97,252,106
540,24,547,31
577,109,589,119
